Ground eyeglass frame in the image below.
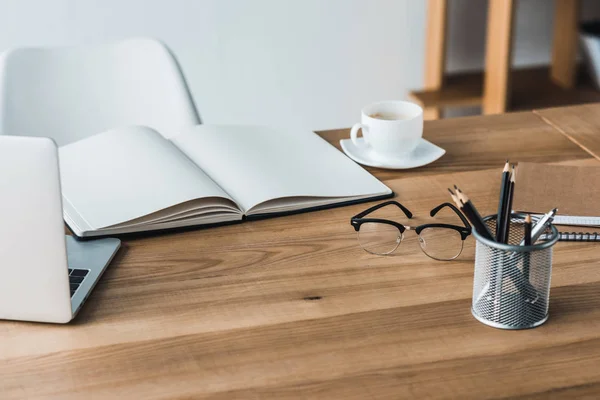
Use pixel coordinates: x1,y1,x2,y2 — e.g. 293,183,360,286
350,200,472,260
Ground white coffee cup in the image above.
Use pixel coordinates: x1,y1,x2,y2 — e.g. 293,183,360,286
350,101,423,159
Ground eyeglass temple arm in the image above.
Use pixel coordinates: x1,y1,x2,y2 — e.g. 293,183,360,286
352,200,413,220
430,202,471,231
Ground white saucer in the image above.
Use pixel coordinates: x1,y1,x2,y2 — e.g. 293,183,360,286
340,137,446,169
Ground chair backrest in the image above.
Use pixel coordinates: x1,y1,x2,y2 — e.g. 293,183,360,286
0,37,200,146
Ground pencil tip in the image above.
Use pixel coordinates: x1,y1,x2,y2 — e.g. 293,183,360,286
525,214,531,223
447,188,455,195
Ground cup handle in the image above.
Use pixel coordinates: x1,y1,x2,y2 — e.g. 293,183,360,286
350,123,369,147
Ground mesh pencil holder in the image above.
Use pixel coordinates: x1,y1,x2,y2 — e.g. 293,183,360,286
471,213,559,330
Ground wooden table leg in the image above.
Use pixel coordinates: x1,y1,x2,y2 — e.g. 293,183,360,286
483,0,516,115
551,0,581,88
423,0,448,120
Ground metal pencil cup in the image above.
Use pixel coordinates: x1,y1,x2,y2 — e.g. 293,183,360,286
471,214,559,329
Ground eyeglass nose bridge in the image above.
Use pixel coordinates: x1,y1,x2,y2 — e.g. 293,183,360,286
406,226,427,248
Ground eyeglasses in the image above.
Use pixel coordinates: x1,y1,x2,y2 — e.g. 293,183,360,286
350,200,472,260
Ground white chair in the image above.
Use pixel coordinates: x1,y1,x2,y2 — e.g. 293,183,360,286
0,37,200,146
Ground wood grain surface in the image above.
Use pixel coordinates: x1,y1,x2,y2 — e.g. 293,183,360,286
534,103,600,161
3,105,600,399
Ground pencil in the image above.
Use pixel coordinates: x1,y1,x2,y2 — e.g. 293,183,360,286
496,160,511,242
453,187,495,241
447,188,462,210
448,187,468,215
501,165,516,244
524,214,532,246
448,188,472,224
449,188,478,231
523,214,532,280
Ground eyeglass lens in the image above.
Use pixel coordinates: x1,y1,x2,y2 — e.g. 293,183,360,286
357,222,401,255
418,227,463,260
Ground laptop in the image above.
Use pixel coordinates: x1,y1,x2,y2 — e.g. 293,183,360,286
0,136,121,323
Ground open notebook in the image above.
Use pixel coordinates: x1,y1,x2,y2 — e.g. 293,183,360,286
59,125,392,238
513,162,600,227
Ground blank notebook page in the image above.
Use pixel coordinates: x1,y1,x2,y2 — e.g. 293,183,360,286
59,126,232,229
171,125,391,214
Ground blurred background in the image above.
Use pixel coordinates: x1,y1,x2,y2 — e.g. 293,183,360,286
2,0,600,131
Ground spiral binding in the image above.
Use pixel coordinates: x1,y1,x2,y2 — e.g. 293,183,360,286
538,231,600,242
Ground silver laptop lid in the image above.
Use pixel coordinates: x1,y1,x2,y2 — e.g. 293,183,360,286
0,136,72,323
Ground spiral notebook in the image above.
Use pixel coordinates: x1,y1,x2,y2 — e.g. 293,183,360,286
513,162,600,241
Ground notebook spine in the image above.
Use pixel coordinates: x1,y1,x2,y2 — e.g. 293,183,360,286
539,231,600,242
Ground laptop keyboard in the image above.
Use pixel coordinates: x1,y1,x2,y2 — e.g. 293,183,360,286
68,268,90,297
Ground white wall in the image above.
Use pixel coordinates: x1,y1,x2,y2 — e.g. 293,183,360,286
1,0,600,131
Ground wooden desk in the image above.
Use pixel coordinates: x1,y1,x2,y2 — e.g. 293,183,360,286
3,105,600,399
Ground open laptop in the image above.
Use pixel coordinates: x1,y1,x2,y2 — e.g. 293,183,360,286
0,136,121,323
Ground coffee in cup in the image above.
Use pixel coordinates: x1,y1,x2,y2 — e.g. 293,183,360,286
368,112,411,121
